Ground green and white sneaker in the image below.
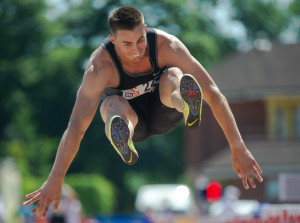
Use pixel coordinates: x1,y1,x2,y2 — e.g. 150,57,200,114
180,74,203,129
109,115,139,165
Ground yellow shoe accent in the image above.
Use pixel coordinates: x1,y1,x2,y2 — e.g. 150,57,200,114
180,74,203,129
109,115,139,165
188,118,199,127
128,152,133,164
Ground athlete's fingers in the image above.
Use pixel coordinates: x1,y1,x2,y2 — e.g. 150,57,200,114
247,170,256,188
36,208,43,220
25,189,41,199
30,201,42,215
253,160,263,175
251,166,263,183
42,202,50,219
241,173,249,190
23,193,41,206
53,199,61,212
236,173,242,179
234,167,242,178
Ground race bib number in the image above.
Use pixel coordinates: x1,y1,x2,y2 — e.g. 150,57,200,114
122,80,154,100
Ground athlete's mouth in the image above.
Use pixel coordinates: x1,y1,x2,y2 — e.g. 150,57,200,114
131,55,143,61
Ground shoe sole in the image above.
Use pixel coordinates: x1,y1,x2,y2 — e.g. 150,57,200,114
180,74,203,129
109,116,138,165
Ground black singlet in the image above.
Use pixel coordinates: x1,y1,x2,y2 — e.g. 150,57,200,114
101,27,166,100
100,28,183,143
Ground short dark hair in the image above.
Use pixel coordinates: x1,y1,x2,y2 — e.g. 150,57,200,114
108,6,144,35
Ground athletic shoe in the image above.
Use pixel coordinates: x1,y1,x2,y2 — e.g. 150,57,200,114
109,115,139,165
180,74,203,129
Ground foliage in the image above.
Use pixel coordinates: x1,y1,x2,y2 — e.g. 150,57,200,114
0,0,46,138
232,0,290,41
22,175,46,197
65,174,116,215
289,0,300,39
20,173,116,216
290,0,300,15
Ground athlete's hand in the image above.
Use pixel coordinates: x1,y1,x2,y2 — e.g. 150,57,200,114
22,177,62,218
231,147,263,189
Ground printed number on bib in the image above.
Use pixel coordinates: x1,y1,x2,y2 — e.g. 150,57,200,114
122,80,154,100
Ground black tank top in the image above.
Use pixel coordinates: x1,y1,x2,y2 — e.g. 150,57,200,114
101,28,167,100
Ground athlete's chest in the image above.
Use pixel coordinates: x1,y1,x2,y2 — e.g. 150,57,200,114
121,57,153,76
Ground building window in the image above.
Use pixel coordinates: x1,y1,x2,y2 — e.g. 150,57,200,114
276,107,286,139
266,180,278,201
296,106,300,140
266,97,300,140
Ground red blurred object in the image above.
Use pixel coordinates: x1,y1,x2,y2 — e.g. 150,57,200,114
206,181,222,202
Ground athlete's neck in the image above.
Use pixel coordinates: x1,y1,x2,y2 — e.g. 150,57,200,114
115,48,148,65
115,48,152,75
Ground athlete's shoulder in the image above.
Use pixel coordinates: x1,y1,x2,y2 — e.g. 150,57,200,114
84,45,118,88
90,45,113,69
155,28,181,48
155,29,188,67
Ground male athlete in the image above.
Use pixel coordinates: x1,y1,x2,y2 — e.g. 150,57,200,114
23,6,263,218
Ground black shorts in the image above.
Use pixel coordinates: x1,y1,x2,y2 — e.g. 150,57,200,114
129,87,183,143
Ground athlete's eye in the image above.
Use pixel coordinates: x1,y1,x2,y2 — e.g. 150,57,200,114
138,38,144,43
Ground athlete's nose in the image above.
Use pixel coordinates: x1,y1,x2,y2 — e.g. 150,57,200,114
132,44,141,55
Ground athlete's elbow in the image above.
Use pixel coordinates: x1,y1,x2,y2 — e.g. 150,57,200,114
67,119,86,139
205,86,227,106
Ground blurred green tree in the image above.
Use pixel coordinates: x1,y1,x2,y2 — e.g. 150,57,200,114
65,174,116,215
0,0,53,174
288,0,300,40
232,0,290,42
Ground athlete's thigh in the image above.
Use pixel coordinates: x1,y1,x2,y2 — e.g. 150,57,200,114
159,67,183,108
100,95,138,127
127,95,150,143
148,88,183,136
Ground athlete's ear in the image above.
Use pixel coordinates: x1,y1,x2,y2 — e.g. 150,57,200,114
109,34,116,45
145,25,147,33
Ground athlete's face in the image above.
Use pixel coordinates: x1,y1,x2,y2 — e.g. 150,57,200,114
109,24,147,63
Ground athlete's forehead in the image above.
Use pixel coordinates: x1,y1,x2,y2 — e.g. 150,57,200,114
119,35,145,44
113,24,146,42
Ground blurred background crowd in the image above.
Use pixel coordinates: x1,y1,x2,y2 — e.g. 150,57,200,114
0,0,299,222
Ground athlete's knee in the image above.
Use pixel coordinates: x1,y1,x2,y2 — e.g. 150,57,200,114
167,67,183,78
160,67,182,91
100,95,138,124
160,67,183,87
159,67,184,108
100,95,127,115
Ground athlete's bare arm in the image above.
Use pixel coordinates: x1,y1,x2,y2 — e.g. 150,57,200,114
22,47,118,218
157,30,263,189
